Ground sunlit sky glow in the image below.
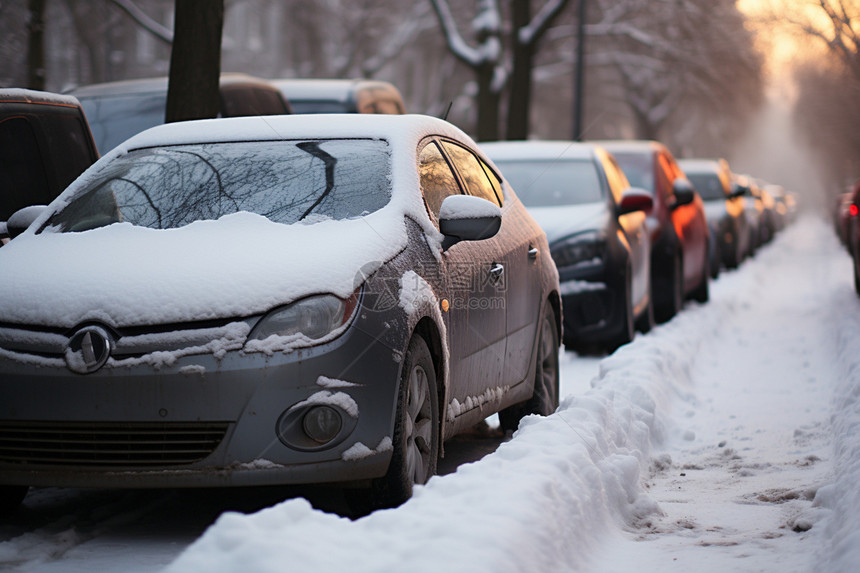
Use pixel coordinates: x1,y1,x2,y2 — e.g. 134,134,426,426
736,0,849,76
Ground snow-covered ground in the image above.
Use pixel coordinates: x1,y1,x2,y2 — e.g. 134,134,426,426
3,213,859,572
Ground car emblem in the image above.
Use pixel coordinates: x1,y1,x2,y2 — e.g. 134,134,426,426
65,326,113,374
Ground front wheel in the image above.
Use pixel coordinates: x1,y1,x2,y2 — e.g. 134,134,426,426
655,251,684,323
371,335,439,509
499,303,559,432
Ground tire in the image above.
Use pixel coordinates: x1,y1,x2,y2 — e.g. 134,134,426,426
608,271,635,351
0,485,28,515
499,304,560,432
854,256,860,297
691,251,710,303
371,335,439,509
654,251,683,323
635,285,655,334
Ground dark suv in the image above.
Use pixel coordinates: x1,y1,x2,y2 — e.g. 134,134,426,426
69,73,292,154
0,89,99,245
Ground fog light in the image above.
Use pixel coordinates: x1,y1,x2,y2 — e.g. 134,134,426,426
302,406,343,444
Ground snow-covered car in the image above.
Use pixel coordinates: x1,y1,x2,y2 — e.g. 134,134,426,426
598,141,711,322
678,158,750,270
481,141,653,351
0,114,561,513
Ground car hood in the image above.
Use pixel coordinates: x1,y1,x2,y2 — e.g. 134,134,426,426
0,211,407,329
526,203,608,244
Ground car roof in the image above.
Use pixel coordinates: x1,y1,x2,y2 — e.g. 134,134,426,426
271,78,400,102
67,73,276,98
592,140,665,154
112,113,470,153
677,158,722,174
0,88,83,108
479,140,597,161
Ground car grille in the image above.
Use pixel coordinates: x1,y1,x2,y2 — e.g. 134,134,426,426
0,421,229,467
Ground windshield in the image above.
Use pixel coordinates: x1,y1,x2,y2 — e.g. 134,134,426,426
610,152,654,195
493,159,603,207
686,173,726,201
78,93,166,154
42,139,392,233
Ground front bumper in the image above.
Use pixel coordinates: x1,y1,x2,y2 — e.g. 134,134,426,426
556,260,624,344
0,312,405,489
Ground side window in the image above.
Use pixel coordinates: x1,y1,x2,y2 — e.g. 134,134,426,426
603,155,630,205
440,141,502,207
418,141,462,221
0,116,52,221
657,153,674,198
40,113,96,191
478,157,504,206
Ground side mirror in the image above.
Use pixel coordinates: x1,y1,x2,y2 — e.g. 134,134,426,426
671,178,696,209
6,205,48,239
617,187,653,216
438,194,502,250
730,182,748,198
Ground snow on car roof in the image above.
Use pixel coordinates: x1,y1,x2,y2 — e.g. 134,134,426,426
0,88,83,107
0,114,468,328
479,140,597,161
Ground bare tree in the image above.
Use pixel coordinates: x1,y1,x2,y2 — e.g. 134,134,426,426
506,0,571,140
165,0,224,123
429,0,507,141
27,0,46,90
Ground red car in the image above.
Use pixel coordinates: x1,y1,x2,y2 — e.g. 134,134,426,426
598,141,711,322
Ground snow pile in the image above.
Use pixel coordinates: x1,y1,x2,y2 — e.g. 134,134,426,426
167,302,711,573
817,278,860,571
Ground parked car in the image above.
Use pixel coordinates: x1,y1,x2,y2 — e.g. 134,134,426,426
0,89,99,245
481,141,653,351
272,78,405,114
0,114,560,513
678,158,749,270
846,180,860,294
598,141,711,322
68,73,292,154
835,190,855,249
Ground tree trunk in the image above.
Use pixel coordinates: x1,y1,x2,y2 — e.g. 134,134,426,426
165,0,224,124
27,0,45,91
506,0,532,141
476,63,500,141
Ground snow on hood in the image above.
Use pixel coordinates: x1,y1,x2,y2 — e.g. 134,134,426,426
526,202,608,244
0,210,404,329
0,114,478,328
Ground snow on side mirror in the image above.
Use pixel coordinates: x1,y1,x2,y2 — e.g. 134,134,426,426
438,194,502,250
6,205,49,239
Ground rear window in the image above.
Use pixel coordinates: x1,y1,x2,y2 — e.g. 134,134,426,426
492,159,603,207
79,92,165,154
687,173,726,201
611,152,654,195
42,139,392,232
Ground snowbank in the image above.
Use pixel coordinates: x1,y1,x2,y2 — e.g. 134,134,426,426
818,279,860,571
167,300,719,572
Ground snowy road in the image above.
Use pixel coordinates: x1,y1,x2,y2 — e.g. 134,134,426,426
2,214,859,572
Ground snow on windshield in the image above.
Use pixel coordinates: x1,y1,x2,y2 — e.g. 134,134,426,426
43,139,391,232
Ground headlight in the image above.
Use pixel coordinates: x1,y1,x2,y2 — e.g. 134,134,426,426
550,232,606,268
249,292,359,342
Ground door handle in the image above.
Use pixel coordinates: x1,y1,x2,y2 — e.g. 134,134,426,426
528,246,539,260
489,263,504,283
